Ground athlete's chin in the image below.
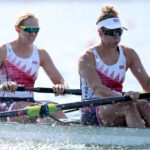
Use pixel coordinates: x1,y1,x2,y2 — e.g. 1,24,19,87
112,42,119,48
110,44,118,48
26,39,35,44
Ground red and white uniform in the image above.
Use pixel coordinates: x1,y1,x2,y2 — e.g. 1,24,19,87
80,46,126,125
0,43,40,98
81,45,126,100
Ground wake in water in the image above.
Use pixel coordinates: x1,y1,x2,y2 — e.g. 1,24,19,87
0,122,150,149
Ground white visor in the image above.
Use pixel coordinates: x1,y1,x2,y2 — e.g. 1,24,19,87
97,18,127,30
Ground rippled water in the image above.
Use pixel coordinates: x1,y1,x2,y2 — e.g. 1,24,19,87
1,122,150,150
0,0,150,149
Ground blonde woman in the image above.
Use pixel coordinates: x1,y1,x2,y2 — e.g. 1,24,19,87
0,12,67,122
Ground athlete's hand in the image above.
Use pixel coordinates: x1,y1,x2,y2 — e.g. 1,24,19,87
0,81,18,93
52,82,69,96
124,91,139,101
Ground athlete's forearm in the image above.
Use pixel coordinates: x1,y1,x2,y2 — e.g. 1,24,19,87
91,83,121,98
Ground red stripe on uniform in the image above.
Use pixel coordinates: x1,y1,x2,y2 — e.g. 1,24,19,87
96,106,104,126
0,107,8,111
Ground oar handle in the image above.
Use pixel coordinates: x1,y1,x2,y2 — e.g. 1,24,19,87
17,86,53,92
139,93,150,99
17,86,82,95
64,89,81,95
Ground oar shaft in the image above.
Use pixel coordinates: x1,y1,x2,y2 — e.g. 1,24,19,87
55,96,131,111
55,93,150,111
139,93,150,99
17,86,81,95
0,109,26,118
54,93,150,115
0,97,35,102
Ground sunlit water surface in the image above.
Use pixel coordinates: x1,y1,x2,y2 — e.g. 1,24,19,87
1,122,150,150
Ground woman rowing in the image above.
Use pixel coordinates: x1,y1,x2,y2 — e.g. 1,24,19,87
78,5,150,127
0,12,67,122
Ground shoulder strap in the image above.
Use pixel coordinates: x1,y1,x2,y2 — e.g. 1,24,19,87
90,48,100,61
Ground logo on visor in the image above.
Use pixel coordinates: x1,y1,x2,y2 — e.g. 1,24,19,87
113,19,119,23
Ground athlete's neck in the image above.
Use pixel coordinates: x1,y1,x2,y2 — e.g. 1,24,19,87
10,40,33,58
98,43,118,56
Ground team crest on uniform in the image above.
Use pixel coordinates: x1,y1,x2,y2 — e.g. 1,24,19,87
32,61,38,64
119,65,124,69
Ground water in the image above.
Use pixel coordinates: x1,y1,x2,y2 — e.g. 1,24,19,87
0,122,150,150
0,0,150,149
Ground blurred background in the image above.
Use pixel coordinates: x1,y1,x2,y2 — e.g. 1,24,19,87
0,0,150,108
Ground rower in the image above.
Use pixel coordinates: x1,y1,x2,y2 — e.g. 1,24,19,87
0,12,68,123
78,4,150,127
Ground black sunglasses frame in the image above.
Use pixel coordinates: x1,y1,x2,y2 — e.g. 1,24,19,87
101,28,123,36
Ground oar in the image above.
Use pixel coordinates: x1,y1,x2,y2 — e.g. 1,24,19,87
0,97,35,102
0,92,150,118
17,86,81,95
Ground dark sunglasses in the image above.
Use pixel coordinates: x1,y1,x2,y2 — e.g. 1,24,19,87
101,28,123,36
19,26,40,33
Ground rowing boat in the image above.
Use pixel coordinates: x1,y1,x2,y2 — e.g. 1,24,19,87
1,87,150,149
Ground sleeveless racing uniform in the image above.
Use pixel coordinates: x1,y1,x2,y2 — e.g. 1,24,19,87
0,43,40,121
80,46,126,125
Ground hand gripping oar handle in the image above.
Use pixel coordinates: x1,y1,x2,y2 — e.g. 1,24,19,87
17,86,81,95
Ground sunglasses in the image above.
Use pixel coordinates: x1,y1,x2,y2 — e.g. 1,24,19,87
101,28,123,36
19,26,40,33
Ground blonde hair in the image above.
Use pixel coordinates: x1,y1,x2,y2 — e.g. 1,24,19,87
16,12,39,26
96,5,119,25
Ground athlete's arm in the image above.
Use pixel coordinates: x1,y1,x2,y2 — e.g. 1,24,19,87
78,49,119,98
124,46,150,92
0,44,7,68
38,48,68,95
0,44,18,92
